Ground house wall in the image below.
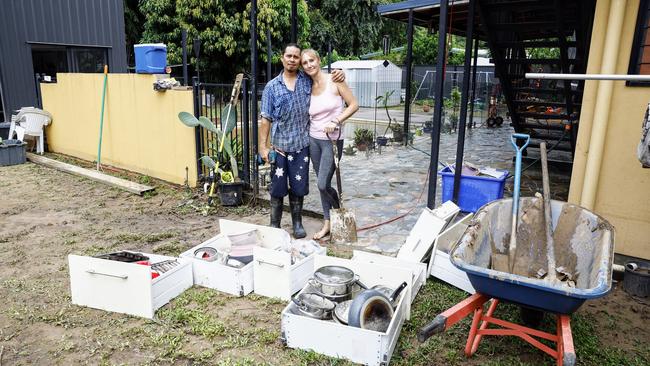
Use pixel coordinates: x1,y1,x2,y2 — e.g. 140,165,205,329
570,0,650,259
40,73,197,187
0,0,127,113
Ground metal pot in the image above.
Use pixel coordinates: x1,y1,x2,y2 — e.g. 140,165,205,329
333,299,353,325
371,285,403,308
348,282,408,332
309,265,366,299
291,292,336,320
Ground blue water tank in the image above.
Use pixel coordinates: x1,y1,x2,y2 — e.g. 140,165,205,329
134,43,167,74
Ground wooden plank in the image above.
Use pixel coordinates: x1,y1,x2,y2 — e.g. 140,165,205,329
27,153,155,195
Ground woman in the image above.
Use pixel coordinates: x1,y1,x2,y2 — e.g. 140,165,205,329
301,49,359,240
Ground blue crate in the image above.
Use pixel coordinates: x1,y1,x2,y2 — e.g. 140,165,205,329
134,43,167,74
438,166,508,212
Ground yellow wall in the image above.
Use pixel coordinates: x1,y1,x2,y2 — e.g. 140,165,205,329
570,0,650,258
41,73,197,187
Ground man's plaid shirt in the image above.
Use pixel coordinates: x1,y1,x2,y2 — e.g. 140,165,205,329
260,70,312,152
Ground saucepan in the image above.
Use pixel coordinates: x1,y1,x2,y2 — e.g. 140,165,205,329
347,281,408,332
291,292,336,320
309,265,367,300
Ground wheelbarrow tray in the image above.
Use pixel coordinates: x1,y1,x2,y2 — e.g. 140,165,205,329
450,198,615,314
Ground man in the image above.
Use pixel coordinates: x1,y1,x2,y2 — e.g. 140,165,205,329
259,43,343,238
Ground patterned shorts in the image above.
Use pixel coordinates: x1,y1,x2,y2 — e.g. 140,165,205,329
269,147,310,198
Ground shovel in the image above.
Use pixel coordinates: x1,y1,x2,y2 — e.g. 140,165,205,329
327,132,357,244
508,133,530,272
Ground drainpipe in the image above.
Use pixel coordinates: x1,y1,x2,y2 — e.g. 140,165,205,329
580,0,627,210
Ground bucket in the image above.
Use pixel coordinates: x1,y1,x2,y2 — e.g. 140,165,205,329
219,182,243,206
623,260,650,297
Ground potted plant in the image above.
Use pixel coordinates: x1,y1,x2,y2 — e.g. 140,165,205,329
177,111,243,206
422,102,431,113
353,128,374,151
0,137,27,167
376,90,397,145
423,119,433,134
389,123,404,142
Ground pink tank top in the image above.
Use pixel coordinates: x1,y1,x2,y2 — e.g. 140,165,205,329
309,77,344,140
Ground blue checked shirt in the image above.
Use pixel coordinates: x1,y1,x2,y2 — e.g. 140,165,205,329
260,70,312,152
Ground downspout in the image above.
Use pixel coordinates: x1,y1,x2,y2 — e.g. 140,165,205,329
580,0,627,210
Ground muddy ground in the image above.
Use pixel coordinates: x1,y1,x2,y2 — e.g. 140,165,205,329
0,157,648,365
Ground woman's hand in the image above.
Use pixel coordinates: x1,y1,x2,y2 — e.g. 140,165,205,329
323,121,338,134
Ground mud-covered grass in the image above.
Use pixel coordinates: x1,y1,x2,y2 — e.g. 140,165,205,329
0,159,648,365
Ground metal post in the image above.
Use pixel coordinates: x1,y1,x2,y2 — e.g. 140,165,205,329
251,0,259,197
468,37,479,128
192,76,203,179
427,0,449,209
182,29,188,86
34,74,43,108
266,28,272,82
327,41,332,73
452,0,476,204
403,9,414,146
242,79,250,186
193,38,201,83
290,0,297,43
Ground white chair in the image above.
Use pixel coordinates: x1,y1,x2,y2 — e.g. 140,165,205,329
16,112,51,154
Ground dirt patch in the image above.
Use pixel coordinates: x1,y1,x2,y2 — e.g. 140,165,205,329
0,160,648,365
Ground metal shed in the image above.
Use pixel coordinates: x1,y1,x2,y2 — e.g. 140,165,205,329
325,60,402,107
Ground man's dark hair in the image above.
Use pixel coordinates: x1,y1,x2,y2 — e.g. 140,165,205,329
283,43,301,54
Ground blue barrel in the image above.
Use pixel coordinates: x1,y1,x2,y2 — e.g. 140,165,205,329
134,43,167,74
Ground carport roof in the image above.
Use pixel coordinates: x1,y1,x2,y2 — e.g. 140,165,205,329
376,0,485,40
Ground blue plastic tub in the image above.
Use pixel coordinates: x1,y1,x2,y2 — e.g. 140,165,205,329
134,43,167,74
450,198,615,314
439,166,507,212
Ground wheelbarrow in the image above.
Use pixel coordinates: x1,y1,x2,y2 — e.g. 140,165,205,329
418,197,615,365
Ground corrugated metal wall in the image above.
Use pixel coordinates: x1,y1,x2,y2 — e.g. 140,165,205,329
0,0,127,115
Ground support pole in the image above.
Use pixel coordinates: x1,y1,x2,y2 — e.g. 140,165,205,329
251,0,259,197
403,9,415,146
182,29,188,86
327,41,332,73
427,0,449,209
242,79,250,186
580,0,627,209
291,0,297,43
192,76,202,178
266,28,272,82
452,0,476,203
468,37,479,129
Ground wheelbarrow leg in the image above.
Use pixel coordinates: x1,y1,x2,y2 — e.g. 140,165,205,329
558,315,576,366
468,299,499,356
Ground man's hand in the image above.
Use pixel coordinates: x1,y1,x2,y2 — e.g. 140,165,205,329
331,69,345,83
260,146,271,163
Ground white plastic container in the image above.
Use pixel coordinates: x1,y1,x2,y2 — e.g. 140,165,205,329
68,251,192,319
280,255,412,366
428,214,475,293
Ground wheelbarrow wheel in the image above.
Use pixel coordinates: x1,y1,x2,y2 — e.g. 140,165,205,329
495,116,504,126
519,306,545,328
487,117,497,127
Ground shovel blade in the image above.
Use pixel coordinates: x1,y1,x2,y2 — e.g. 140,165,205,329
330,208,357,245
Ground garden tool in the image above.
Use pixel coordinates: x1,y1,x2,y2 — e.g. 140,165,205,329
508,133,530,272
96,65,108,170
327,132,358,244
207,73,243,203
540,142,557,282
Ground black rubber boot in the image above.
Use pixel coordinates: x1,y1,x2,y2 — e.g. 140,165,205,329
270,196,283,228
289,194,306,239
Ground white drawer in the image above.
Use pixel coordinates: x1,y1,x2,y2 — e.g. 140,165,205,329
280,255,412,366
253,245,326,300
68,252,192,319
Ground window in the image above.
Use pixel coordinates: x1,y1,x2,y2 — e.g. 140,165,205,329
31,44,108,82
70,48,107,73
628,0,650,85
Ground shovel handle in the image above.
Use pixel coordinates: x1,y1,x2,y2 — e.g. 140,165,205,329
326,132,344,208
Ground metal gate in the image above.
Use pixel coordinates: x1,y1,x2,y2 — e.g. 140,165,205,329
192,77,252,188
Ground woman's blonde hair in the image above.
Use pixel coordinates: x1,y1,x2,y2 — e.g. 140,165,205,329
301,48,320,60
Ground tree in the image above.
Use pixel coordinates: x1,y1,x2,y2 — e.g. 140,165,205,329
123,0,144,67
139,0,311,82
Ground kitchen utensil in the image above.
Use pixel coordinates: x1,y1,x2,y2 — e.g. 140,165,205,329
371,284,405,308
333,299,353,325
508,133,530,272
292,292,336,320
310,265,366,299
150,259,179,274
327,132,358,245
348,282,408,332
194,247,220,262
95,251,149,263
